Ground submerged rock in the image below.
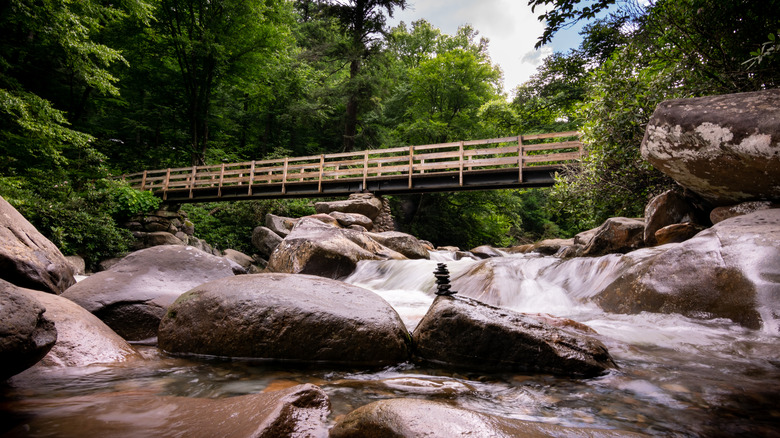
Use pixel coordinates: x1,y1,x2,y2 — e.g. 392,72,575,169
412,295,616,377
3,384,330,438
0,195,75,294
158,273,411,366
62,246,234,342
596,209,780,330
0,280,57,380
365,231,430,260
469,245,504,259
641,89,780,205
11,286,140,370
330,398,645,438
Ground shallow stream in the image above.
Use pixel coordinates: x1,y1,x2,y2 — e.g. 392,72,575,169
3,253,779,436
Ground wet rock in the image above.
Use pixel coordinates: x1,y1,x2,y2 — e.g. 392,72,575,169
412,295,616,377
0,195,75,294
265,213,298,237
159,273,411,366
641,89,780,206
223,248,254,271
469,245,504,259
62,246,234,342
267,218,404,279
252,226,283,258
366,231,430,260
3,384,330,438
596,209,780,330
331,399,645,438
643,190,701,246
0,280,57,380
12,286,140,369
314,193,384,220
654,222,706,245
65,255,86,275
710,201,779,224
582,217,645,256
531,238,574,256
329,211,373,230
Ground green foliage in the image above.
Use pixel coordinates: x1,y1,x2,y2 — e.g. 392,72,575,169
109,182,161,220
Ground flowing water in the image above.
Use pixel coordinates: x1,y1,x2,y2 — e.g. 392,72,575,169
2,253,779,437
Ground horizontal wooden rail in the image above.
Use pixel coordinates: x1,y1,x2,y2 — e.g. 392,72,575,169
122,131,582,200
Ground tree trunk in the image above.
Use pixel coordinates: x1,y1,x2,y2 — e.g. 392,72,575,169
343,59,360,152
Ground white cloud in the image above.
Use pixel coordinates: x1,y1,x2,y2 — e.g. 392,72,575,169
389,0,555,94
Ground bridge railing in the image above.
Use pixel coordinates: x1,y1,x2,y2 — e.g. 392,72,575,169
122,131,581,198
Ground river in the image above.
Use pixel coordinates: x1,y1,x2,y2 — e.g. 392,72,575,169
2,252,779,436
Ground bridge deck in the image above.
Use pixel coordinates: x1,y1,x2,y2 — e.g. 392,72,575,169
123,131,581,202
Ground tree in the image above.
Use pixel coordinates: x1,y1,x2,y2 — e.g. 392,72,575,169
154,0,294,165
324,0,407,151
527,0,617,48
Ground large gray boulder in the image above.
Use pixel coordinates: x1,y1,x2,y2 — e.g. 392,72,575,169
331,399,645,438
595,209,780,330
12,286,140,370
2,384,330,438
251,226,283,257
365,231,430,260
0,195,75,294
412,295,617,377
62,245,234,342
641,89,780,206
0,280,57,380
265,213,298,237
158,273,411,366
267,218,404,279
314,193,384,220
581,217,645,256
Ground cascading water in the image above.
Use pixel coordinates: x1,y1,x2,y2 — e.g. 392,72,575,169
2,252,778,436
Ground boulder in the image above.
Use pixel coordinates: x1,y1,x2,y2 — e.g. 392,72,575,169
469,245,504,259
582,217,645,256
305,213,341,227
0,280,57,380
331,399,645,438
265,213,298,237
314,193,384,220
65,255,86,276
365,231,430,260
329,211,374,230
595,209,780,330
251,226,283,258
372,196,396,232
641,89,780,206
3,384,330,438
710,201,779,225
530,238,575,256
412,295,617,377
643,190,701,246
223,248,254,270
654,222,706,245
62,246,235,342
0,195,76,294
12,286,140,369
267,218,404,279
158,273,411,366
141,231,185,247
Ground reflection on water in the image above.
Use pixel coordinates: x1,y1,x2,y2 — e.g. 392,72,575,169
2,253,779,436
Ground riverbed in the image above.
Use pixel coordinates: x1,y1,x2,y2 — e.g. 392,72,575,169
2,253,779,436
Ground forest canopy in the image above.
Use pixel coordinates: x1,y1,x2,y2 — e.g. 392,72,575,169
1,0,777,260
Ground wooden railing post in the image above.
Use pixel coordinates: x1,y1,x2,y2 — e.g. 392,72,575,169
248,160,255,195
459,141,464,186
188,166,197,199
163,168,171,200
408,146,414,189
217,163,225,197
140,170,148,191
281,157,289,195
318,154,324,193
518,135,524,183
362,150,369,190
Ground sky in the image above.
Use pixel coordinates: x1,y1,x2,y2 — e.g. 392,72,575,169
388,0,586,94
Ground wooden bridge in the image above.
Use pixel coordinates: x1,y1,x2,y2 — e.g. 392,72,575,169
123,131,582,203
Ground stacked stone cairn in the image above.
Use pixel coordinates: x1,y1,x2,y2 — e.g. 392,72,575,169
433,263,456,296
